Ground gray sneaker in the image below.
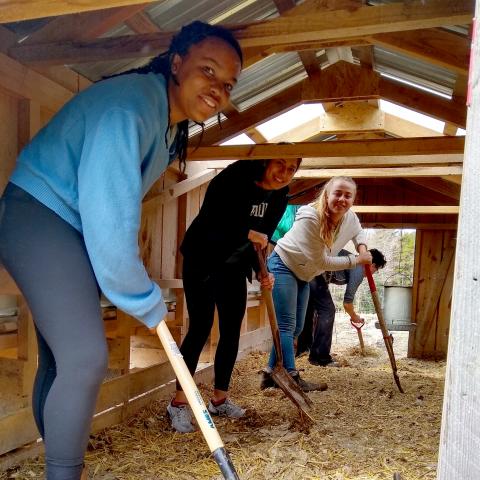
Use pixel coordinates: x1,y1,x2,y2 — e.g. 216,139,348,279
207,398,246,418
167,402,195,433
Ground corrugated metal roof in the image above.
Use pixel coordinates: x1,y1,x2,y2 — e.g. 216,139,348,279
4,0,466,127
232,52,307,110
374,46,456,97
75,0,281,80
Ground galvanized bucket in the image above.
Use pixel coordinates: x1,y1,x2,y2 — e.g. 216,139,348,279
382,273,414,331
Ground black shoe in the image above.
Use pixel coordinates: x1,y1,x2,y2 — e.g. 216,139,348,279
260,371,277,390
309,357,340,368
290,370,328,392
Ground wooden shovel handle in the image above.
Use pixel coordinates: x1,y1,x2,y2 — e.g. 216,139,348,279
255,245,284,365
156,321,224,451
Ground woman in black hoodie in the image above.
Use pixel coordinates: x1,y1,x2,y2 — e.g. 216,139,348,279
168,157,300,433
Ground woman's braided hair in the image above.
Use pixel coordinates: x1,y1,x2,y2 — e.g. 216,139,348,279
106,21,243,173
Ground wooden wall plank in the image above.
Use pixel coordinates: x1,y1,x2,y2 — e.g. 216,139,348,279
409,230,455,358
0,52,73,112
0,91,18,194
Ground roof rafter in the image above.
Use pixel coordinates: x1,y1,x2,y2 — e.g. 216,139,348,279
192,63,466,146
21,4,149,44
7,1,473,66
368,28,470,76
403,177,461,201
0,0,155,23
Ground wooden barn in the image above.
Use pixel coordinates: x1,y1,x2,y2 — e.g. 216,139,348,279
0,1,478,479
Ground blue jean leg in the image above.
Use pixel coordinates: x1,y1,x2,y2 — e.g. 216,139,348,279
267,253,309,372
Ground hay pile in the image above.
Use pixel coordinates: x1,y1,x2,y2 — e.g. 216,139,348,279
2,343,444,480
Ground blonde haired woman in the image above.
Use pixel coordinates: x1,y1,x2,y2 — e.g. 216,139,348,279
261,176,372,391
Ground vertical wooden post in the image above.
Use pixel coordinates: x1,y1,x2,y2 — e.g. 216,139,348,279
16,297,37,406
174,194,187,343
437,6,480,479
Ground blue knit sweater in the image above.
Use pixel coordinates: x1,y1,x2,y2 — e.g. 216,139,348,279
10,72,178,327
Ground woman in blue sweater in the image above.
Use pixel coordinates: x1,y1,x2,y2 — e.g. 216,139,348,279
0,21,242,480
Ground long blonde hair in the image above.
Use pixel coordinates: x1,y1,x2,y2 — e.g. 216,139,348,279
311,176,357,248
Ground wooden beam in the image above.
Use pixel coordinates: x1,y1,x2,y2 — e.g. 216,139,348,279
234,1,474,49
193,64,466,147
125,11,160,33
0,52,73,111
362,222,457,230
187,136,465,160
9,32,173,66
245,127,266,143
273,0,334,77
404,178,461,201
0,1,155,23
369,28,470,76
271,102,385,142
302,62,379,102
397,178,459,206
245,37,370,65
206,154,463,169
384,113,444,138
281,0,366,17
21,4,150,44
9,1,474,65
296,166,462,178
353,205,459,214
317,102,384,134
300,154,463,169
142,169,217,213
152,279,183,289
0,25,90,94
441,175,462,185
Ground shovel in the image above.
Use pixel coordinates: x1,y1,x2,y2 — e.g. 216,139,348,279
255,246,314,422
364,265,404,393
156,321,240,479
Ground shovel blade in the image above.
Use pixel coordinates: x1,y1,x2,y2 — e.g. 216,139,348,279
270,366,314,420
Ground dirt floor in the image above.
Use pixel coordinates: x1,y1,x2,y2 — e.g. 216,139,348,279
1,315,445,480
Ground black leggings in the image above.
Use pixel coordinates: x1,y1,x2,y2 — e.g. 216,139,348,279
179,261,247,392
0,184,108,480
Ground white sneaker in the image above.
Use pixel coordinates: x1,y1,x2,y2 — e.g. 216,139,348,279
167,402,195,433
207,398,246,418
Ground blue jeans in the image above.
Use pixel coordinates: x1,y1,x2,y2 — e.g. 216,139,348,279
267,252,310,372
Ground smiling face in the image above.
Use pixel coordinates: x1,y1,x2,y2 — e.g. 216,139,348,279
168,37,242,124
258,158,299,191
326,178,356,222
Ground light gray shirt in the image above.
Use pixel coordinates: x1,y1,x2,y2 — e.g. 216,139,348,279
274,205,367,282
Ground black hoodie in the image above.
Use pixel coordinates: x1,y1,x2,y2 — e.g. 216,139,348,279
180,160,289,280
